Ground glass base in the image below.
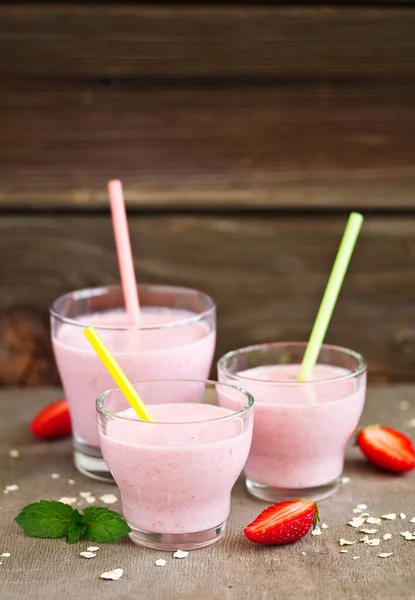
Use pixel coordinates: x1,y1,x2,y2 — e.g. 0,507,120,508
128,521,226,551
74,441,114,482
246,477,338,502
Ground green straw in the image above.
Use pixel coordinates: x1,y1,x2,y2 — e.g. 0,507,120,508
297,212,364,382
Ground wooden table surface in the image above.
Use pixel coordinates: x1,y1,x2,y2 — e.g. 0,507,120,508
1,386,414,600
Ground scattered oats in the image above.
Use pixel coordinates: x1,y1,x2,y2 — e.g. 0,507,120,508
340,539,356,546
410,517,415,524
366,517,382,524
80,492,92,498
100,494,118,505
340,550,349,553
87,547,100,552
366,539,381,547
383,534,392,541
1,553,11,558
155,559,167,567
85,496,96,504
311,526,322,536
352,508,363,514
5,485,19,492
400,513,406,520
8,449,20,458
173,550,189,559
359,535,369,543
301,552,306,555
352,556,360,560
321,523,329,529
68,479,75,485
348,517,366,528
80,552,96,559
407,418,415,427
0,562,2,565
100,568,123,580
51,473,60,480
58,497,77,505
378,553,393,558
3,490,9,495
399,400,410,410
340,477,351,484
400,531,415,540
360,529,377,534
356,504,368,510
381,514,396,520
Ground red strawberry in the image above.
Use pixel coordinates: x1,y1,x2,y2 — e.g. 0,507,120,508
244,499,319,545
31,398,72,440
357,425,415,473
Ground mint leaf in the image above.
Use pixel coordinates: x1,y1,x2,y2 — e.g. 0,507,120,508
15,501,74,539
68,509,87,544
83,506,131,543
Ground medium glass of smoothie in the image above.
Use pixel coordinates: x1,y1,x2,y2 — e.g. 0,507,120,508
97,379,254,550
50,284,216,481
218,342,367,502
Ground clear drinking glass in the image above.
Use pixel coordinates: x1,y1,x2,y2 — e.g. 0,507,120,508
50,284,216,481
218,342,367,502
97,379,254,550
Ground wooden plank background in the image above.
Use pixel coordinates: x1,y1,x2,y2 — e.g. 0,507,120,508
0,2,414,385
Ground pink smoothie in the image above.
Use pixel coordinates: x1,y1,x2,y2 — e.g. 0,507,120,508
52,308,215,447
99,403,252,534
219,364,366,489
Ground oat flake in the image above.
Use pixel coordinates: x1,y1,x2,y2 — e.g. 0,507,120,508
352,556,360,560
381,514,396,520
311,527,322,536
5,485,19,492
85,496,96,504
340,477,351,484
100,568,123,580
383,534,392,541
410,517,415,524
87,547,100,552
340,539,356,546
100,494,118,505
378,553,393,558
68,479,75,485
58,497,77,505
359,535,369,543
400,513,406,520
1,553,11,557
339,550,349,553
51,473,60,480
321,523,329,529
348,518,366,528
352,508,363,514
80,492,92,498
360,529,377,534
366,539,381,547
80,552,96,559
356,504,368,510
173,550,189,559
366,517,382,524
155,559,167,567
8,449,20,458
407,418,415,427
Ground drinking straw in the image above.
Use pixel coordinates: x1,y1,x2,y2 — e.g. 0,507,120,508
108,179,140,325
84,326,155,422
297,212,364,382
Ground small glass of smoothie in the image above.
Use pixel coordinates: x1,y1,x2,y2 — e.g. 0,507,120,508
50,284,216,481
218,342,367,502
97,379,254,550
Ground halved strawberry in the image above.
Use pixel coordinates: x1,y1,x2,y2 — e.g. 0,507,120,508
357,425,415,473
31,398,72,440
244,499,319,545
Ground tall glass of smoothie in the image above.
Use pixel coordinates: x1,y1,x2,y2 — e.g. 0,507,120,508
218,342,366,502
50,284,216,481
97,379,254,550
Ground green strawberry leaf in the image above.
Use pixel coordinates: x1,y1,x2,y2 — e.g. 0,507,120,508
15,501,74,539
68,509,87,544
82,506,131,543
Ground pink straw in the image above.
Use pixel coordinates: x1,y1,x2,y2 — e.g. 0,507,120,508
107,180,140,325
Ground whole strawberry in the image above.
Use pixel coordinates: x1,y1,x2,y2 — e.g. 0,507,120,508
357,425,415,473
244,499,319,545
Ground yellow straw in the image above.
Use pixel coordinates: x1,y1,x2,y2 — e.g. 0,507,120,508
298,212,364,382
84,326,155,422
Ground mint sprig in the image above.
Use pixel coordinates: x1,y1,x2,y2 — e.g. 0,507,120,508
15,501,131,544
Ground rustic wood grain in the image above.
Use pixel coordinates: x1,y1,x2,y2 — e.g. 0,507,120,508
2,4,415,79
1,386,414,600
1,214,415,383
1,82,415,209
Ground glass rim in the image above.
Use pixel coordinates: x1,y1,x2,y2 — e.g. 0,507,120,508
96,378,254,425
49,283,216,331
218,341,367,384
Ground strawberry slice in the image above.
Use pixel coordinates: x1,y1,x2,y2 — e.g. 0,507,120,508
357,425,415,473
244,499,319,545
31,398,72,440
